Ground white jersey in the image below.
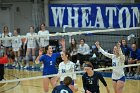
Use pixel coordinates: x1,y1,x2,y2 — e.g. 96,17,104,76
38,30,49,47
12,35,22,51
26,33,37,48
59,61,76,81
99,47,125,80
1,32,12,47
77,43,90,55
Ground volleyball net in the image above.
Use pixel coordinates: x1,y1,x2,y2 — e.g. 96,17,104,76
0,27,140,83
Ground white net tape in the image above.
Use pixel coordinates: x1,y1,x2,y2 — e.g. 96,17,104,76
0,27,140,40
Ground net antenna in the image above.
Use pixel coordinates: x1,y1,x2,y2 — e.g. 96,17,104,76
127,34,139,41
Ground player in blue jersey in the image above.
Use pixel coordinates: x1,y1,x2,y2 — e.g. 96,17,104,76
52,76,73,93
82,62,110,93
36,45,61,93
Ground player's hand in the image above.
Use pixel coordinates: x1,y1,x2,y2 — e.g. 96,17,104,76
95,41,100,49
39,49,43,56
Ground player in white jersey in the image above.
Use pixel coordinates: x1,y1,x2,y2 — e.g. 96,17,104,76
37,23,49,48
1,26,12,54
12,29,22,67
58,51,78,92
24,26,37,69
95,41,125,93
1,26,13,67
37,23,49,69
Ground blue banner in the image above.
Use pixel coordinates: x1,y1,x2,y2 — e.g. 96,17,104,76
49,4,140,28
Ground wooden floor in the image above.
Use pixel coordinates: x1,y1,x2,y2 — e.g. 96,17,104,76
0,69,140,93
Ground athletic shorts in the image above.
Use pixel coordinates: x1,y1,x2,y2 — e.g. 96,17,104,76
113,76,125,82
43,68,58,79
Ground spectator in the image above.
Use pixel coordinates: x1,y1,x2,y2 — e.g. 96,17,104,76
69,38,78,63
77,39,90,66
128,43,140,76
120,39,131,73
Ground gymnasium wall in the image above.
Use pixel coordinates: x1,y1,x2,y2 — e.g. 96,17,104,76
0,0,139,49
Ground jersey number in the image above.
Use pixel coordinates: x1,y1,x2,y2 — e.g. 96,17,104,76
50,61,52,65
60,89,68,93
112,62,116,66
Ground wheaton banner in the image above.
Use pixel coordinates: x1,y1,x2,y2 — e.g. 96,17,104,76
49,4,140,28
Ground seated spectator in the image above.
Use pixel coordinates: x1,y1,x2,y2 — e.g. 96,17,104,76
120,39,131,73
77,39,90,65
128,43,140,76
69,38,78,63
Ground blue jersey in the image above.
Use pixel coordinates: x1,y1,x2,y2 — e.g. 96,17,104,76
39,52,60,75
52,85,73,93
130,49,140,60
120,45,131,56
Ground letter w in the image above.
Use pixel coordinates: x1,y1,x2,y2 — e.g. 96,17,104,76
51,7,65,27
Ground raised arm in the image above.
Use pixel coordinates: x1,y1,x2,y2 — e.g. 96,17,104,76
35,49,43,64
95,41,113,59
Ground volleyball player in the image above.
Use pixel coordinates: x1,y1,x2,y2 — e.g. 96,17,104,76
58,51,78,92
11,29,22,68
95,41,125,93
82,61,110,93
37,23,49,69
1,26,12,66
24,26,37,69
37,23,49,48
35,45,62,93
52,76,73,93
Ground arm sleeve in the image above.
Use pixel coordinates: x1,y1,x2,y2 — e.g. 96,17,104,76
47,31,49,40
82,75,88,91
77,45,81,53
58,63,62,74
98,73,107,87
99,47,113,59
83,44,90,55
55,52,61,58
39,55,44,62
130,51,133,58
136,50,140,60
